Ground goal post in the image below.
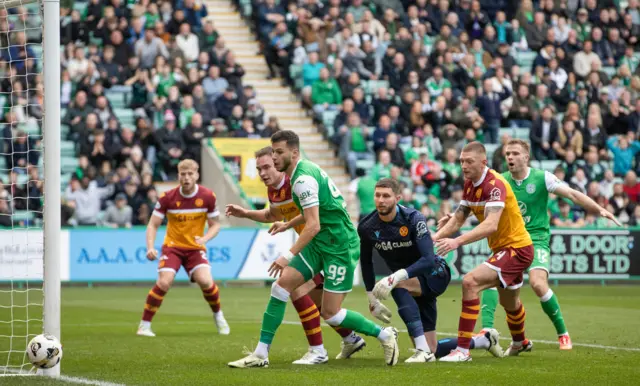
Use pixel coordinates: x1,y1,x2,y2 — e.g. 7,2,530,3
42,0,61,378
0,0,60,378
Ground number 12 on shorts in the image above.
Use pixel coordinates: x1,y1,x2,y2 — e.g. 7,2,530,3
327,265,346,285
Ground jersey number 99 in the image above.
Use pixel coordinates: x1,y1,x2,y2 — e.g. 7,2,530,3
327,264,346,285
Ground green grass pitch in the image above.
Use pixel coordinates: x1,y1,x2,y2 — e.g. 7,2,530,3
2,284,640,385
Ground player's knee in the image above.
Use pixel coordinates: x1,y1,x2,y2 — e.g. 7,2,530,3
270,282,291,302
530,277,549,297
461,274,478,294
323,308,346,326
499,295,520,311
156,279,172,292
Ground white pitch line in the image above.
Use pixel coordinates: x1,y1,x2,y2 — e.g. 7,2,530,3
0,367,125,386
65,319,640,352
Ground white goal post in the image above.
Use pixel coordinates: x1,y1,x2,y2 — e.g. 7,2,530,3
0,0,60,378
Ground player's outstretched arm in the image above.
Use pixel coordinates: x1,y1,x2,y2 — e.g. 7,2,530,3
269,214,305,235
435,206,503,256
225,204,283,223
145,215,163,261
433,204,470,241
554,185,622,226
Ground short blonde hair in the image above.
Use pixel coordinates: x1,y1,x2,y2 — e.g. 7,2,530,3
506,139,531,154
178,159,199,171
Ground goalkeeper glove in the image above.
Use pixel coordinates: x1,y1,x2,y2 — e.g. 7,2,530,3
367,292,392,323
372,269,408,300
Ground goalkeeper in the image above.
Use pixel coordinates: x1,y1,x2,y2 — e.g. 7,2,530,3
360,178,502,363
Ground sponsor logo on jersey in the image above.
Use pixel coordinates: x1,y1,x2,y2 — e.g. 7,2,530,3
518,201,527,215
489,187,501,201
299,190,313,200
526,183,536,194
195,198,204,207
416,221,428,238
399,226,409,236
374,240,413,251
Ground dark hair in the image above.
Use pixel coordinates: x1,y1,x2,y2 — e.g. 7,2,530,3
254,146,273,158
271,130,300,149
375,178,402,195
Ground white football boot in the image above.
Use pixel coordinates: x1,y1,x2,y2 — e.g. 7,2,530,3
439,349,472,362
228,352,269,368
214,312,230,335
380,327,400,366
136,322,155,337
335,336,367,359
404,349,436,363
486,328,504,358
292,348,329,365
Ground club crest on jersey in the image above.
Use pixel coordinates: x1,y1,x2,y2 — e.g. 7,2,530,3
280,189,286,199
399,226,408,237
526,183,536,194
475,188,482,199
195,198,204,207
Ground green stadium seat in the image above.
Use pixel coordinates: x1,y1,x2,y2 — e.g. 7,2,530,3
61,124,70,138
514,128,529,140
540,159,560,171
16,173,28,185
19,121,40,136
12,210,34,223
602,66,617,78
61,157,78,174
515,51,537,69
31,44,42,59
61,173,72,186
361,80,389,95
106,92,127,109
356,158,375,171
115,108,135,126
322,110,338,128
61,141,75,157
289,64,302,80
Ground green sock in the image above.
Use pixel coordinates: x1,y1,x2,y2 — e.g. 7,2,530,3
259,296,287,345
540,289,568,335
481,289,499,329
339,310,382,337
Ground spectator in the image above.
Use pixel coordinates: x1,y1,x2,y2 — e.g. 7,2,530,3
215,88,240,121
155,110,184,179
176,23,199,62
202,66,229,103
475,77,511,143
608,135,640,177
552,198,585,227
311,68,342,115
530,106,560,160
65,176,114,226
583,113,609,159
555,120,584,159
348,167,376,221
222,52,245,92
103,193,132,228
338,112,372,179
573,40,602,79
371,150,393,180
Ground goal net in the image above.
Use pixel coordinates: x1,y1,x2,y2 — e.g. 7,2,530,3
0,1,46,376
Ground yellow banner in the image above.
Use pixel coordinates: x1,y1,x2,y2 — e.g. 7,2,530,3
210,138,270,200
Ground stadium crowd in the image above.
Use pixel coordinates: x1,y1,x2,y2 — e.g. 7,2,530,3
2,0,640,229
1,0,287,227
246,0,640,227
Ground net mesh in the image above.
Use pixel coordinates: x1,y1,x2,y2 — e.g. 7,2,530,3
0,2,44,375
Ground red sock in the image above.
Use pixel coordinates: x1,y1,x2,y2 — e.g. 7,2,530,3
202,284,221,313
506,303,526,342
316,304,353,338
457,298,480,349
142,285,167,322
293,295,323,346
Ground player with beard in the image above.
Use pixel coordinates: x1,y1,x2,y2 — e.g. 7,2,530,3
229,130,400,368
225,147,366,364
360,178,502,363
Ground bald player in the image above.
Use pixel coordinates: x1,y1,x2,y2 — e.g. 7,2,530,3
433,142,534,362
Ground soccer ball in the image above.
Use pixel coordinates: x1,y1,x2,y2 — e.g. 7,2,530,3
26,334,63,369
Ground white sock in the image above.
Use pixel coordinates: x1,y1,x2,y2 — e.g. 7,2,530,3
456,347,469,354
254,342,270,358
472,334,490,349
215,310,224,319
376,327,390,342
414,335,430,352
343,332,359,344
310,344,326,353
511,340,523,347
140,321,151,328
540,288,554,302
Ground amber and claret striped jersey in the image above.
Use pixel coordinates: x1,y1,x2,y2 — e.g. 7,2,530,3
152,185,219,250
460,167,532,252
268,174,304,234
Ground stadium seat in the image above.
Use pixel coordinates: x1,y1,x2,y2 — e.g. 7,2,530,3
61,141,75,157
356,158,375,171
540,160,560,171
602,67,617,78
12,210,34,223
322,110,338,128
114,108,135,126
61,157,78,174
106,92,127,109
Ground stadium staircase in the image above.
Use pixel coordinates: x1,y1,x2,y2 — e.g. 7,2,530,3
204,0,359,218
